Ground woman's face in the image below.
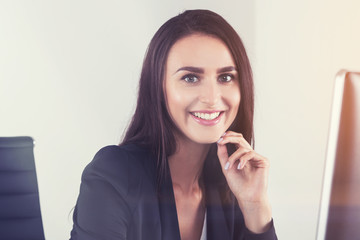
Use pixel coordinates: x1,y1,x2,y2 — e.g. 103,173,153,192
164,34,241,144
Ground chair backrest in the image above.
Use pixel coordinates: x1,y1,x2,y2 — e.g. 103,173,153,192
0,136,45,239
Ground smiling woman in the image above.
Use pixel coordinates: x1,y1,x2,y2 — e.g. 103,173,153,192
70,9,277,240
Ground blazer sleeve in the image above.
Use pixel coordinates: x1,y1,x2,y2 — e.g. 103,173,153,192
231,196,278,240
70,146,134,240
243,219,278,240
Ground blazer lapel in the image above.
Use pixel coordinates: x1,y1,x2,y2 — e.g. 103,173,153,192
158,168,181,240
206,185,233,240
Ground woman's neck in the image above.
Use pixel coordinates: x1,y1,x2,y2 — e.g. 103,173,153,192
168,135,210,195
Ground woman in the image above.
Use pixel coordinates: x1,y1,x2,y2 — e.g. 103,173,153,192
70,9,277,240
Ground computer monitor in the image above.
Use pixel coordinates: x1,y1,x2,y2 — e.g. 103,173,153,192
316,70,360,240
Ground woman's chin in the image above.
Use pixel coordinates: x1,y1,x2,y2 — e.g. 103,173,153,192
189,134,223,145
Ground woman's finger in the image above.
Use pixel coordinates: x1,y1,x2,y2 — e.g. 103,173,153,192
217,135,252,150
217,142,229,169
222,131,243,137
238,151,269,170
226,147,251,170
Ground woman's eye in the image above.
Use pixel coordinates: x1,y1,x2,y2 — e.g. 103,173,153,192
218,74,234,83
181,74,199,83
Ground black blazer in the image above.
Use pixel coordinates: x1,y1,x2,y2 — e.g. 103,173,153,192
70,144,277,240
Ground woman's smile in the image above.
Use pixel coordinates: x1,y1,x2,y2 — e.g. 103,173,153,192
190,111,222,120
189,111,224,126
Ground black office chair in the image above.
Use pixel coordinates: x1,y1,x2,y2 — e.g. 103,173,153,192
0,136,45,239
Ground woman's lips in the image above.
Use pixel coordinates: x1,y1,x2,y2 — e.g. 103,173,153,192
190,111,224,126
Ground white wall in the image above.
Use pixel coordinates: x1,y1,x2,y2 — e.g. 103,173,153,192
0,1,254,239
253,0,360,239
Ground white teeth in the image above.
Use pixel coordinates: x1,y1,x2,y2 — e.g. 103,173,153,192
192,112,220,120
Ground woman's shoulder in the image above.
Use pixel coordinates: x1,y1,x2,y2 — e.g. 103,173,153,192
93,143,151,159
71,144,159,239
82,143,157,188
89,143,153,167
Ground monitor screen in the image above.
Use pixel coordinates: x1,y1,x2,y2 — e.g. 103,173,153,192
317,71,360,240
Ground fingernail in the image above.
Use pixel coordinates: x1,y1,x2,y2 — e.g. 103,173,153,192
217,137,223,144
222,132,227,136
224,161,230,170
237,162,241,170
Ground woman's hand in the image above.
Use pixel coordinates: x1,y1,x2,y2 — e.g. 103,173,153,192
216,131,272,233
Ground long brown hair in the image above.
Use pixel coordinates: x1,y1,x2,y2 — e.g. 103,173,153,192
121,9,254,186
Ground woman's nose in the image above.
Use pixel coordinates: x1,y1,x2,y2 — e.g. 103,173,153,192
198,81,221,106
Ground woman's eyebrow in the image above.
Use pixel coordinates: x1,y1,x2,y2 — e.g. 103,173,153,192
217,66,237,73
174,66,204,75
173,66,237,75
